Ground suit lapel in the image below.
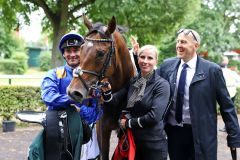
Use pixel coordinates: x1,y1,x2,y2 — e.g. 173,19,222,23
168,59,181,92
191,56,206,84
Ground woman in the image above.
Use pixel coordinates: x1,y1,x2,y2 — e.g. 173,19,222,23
102,45,170,160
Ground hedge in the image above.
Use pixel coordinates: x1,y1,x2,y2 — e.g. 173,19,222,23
0,59,19,74
0,86,45,121
235,88,240,113
0,86,239,122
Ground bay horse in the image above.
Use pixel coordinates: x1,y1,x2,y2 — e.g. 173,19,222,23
67,16,136,160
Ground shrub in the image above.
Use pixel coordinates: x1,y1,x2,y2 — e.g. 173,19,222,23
235,87,240,113
39,51,51,71
12,52,29,74
0,59,19,74
207,52,222,64
0,52,29,74
0,86,45,120
229,59,240,71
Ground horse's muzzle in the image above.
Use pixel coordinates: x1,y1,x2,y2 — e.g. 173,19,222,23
67,87,86,102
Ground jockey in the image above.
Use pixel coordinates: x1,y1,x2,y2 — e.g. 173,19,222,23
39,32,100,160
41,32,84,110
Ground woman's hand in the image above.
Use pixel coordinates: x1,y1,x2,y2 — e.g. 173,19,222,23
120,118,127,129
130,36,139,55
100,78,112,102
100,78,112,93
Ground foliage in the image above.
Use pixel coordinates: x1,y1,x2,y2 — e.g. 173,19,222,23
0,1,28,59
0,0,201,67
88,0,200,44
0,25,19,59
0,86,45,121
11,52,29,74
206,52,222,64
0,52,29,74
235,88,240,113
229,59,240,71
0,59,19,74
0,0,30,31
187,0,240,56
156,0,240,61
39,51,51,71
1,0,239,65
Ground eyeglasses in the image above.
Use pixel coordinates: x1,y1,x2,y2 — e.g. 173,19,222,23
177,29,198,42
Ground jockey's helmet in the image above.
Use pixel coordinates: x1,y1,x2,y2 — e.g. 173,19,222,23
59,33,84,54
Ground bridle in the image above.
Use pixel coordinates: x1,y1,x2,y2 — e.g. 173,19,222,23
73,30,115,93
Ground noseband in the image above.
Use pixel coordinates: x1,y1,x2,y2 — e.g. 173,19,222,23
73,34,115,92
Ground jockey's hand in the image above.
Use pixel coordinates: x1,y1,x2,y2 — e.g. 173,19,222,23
70,104,80,112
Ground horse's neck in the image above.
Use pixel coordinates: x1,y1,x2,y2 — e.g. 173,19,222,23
129,50,138,76
111,39,135,92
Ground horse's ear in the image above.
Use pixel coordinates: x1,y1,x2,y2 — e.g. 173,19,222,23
83,15,93,30
105,16,116,36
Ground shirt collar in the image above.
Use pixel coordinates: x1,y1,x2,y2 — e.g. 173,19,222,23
65,64,74,72
180,55,197,69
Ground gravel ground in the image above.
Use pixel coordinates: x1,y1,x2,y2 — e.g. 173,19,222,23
0,116,239,160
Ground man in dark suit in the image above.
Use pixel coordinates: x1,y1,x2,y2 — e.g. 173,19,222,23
157,28,240,160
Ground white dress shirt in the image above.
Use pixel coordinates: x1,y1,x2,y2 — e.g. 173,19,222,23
168,55,197,126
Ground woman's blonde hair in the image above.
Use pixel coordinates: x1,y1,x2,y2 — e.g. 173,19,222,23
138,45,159,60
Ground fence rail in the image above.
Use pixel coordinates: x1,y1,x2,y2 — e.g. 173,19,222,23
0,75,44,86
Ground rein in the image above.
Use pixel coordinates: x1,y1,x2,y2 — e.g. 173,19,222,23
73,33,115,92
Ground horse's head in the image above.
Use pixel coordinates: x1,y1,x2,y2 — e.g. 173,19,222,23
67,16,135,102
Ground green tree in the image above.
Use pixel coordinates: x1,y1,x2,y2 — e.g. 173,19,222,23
146,0,240,63
0,24,19,58
188,0,240,59
88,0,201,46
0,0,201,67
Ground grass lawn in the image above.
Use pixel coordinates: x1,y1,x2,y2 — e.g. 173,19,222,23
25,67,47,76
0,67,47,86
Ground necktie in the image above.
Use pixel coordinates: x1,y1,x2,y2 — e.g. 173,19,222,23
175,63,188,123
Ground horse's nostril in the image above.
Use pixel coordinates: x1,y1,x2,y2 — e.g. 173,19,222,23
73,91,83,99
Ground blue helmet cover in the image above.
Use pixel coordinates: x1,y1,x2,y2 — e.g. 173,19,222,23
59,33,84,54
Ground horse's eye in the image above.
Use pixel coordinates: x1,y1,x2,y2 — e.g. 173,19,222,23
96,51,105,58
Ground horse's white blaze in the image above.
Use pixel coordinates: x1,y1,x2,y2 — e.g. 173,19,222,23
87,42,93,47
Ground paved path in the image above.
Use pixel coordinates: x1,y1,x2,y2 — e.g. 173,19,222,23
0,117,239,160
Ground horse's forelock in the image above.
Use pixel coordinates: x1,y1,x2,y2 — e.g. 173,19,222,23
85,23,109,39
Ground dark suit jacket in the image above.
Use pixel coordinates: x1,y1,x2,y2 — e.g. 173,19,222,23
109,71,170,149
157,56,240,160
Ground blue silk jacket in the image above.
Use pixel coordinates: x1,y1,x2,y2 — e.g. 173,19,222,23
41,65,75,110
41,64,100,124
